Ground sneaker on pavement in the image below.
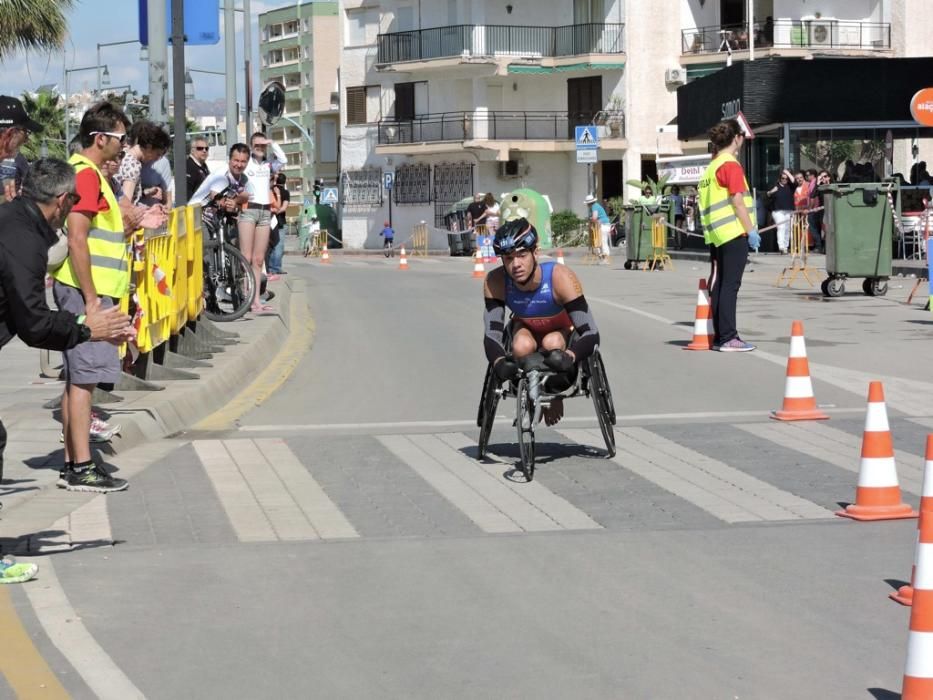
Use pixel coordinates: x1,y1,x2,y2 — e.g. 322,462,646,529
0,557,38,584
57,465,128,493
717,337,756,352
60,426,115,443
91,411,121,436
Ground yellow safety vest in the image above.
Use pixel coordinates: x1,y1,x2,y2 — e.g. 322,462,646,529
53,153,130,299
698,152,757,247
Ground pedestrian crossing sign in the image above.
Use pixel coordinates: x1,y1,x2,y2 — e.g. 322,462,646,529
321,187,338,205
575,126,599,149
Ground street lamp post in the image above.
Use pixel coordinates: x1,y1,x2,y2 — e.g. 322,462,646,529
97,39,140,92
64,64,109,148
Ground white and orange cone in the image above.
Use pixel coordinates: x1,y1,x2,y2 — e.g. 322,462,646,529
891,435,933,605
398,247,409,270
472,249,486,279
320,244,331,264
556,249,566,265
836,382,918,522
901,496,933,698
770,321,828,421
684,278,713,351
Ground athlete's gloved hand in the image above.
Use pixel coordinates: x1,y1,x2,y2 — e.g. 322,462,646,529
747,228,761,251
544,349,575,373
493,358,519,382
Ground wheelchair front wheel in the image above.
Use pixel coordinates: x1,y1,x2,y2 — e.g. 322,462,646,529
516,378,536,480
477,364,500,459
588,354,616,458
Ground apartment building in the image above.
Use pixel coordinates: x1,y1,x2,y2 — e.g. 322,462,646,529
337,0,933,249
259,1,340,196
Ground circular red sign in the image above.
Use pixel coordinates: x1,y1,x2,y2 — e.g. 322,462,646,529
910,88,933,127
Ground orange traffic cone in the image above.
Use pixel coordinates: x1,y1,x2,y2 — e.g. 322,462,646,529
836,382,918,522
320,244,331,264
556,249,566,265
684,278,713,351
891,435,933,605
472,250,485,279
398,247,409,270
901,499,933,698
770,321,828,421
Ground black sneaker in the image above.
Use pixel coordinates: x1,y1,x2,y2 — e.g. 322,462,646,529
57,465,128,493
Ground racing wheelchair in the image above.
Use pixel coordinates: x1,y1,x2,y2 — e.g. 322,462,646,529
476,347,616,481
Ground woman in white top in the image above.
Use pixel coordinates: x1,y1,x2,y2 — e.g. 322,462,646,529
240,132,285,313
482,192,500,232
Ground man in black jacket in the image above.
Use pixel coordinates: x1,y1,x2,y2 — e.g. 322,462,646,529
0,158,134,488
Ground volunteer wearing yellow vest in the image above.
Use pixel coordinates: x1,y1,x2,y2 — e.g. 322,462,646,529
698,119,760,352
53,102,135,493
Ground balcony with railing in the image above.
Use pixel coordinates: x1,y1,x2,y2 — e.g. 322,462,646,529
376,23,624,66
682,19,891,56
377,110,623,146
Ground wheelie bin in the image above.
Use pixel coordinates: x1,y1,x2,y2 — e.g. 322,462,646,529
623,201,671,269
820,182,897,297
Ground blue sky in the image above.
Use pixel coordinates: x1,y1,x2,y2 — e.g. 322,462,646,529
0,0,277,104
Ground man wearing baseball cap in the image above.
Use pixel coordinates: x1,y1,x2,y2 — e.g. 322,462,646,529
0,96,42,201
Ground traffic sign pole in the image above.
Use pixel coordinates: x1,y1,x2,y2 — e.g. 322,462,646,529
384,172,394,230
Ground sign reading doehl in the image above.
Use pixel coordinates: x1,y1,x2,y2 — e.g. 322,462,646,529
575,125,599,164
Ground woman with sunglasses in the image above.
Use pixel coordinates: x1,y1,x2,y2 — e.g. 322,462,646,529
767,168,795,254
113,120,171,207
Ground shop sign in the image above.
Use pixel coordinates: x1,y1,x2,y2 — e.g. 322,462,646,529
910,88,933,127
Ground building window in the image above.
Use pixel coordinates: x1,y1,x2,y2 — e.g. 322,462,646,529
284,20,299,34
433,162,473,226
341,168,383,206
345,8,378,46
346,85,380,125
394,163,431,204
318,119,337,163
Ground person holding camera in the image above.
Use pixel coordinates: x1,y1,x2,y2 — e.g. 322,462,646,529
190,143,254,233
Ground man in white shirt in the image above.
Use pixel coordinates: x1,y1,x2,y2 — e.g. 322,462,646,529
239,132,285,313
190,143,254,228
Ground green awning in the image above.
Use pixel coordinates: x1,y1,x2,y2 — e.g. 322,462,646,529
508,61,624,74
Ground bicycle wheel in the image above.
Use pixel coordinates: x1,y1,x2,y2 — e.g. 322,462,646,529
516,377,535,480
202,240,255,322
477,364,500,459
588,354,616,458
591,351,616,425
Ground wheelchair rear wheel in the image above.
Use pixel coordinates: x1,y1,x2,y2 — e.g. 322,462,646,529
516,378,536,480
477,364,500,459
588,353,616,458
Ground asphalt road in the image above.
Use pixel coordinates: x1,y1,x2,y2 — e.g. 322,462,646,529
8,250,933,699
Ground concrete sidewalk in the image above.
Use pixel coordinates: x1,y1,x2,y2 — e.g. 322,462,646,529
0,276,305,553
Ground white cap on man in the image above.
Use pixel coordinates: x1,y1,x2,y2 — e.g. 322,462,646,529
583,194,597,205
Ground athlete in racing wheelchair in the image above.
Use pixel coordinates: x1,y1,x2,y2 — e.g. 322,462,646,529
477,218,616,479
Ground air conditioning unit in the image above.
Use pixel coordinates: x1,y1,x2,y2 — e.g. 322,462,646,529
499,159,523,178
808,19,833,47
665,68,686,85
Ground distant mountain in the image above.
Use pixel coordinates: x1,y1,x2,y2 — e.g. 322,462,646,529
187,98,228,118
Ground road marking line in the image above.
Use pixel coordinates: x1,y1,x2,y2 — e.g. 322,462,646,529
407,434,563,532
68,495,113,548
377,435,521,534
557,427,831,523
438,432,602,531
23,556,145,699
253,438,359,539
223,439,318,541
910,417,933,430
621,426,833,520
0,587,70,699
738,422,924,494
237,408,868,433
193,440,277,542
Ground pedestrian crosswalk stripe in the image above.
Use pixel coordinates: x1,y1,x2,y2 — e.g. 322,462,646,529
254,438,359,539
377,434,522,533
558,427,833,523
437,433,601,531
737,422,924,495
194,440,277,542
224,439,320,541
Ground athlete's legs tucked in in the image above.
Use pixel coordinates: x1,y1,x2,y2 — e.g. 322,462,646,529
511,321,569,426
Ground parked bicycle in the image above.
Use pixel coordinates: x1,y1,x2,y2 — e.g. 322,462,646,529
201,190,256,322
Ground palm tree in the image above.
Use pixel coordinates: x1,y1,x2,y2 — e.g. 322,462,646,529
20,90,66,160
0,0,74,60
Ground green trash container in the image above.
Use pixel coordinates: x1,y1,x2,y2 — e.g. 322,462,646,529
623,201,671,269
821,182,897,297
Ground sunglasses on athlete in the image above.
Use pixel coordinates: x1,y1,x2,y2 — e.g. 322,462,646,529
90,131,127,145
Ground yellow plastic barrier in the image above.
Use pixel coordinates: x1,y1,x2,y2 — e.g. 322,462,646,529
646,215,673,271
185,204,205,320
171,207,189,334
411,222,429,257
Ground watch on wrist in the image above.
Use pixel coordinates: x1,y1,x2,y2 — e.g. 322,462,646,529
76,314,92,342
